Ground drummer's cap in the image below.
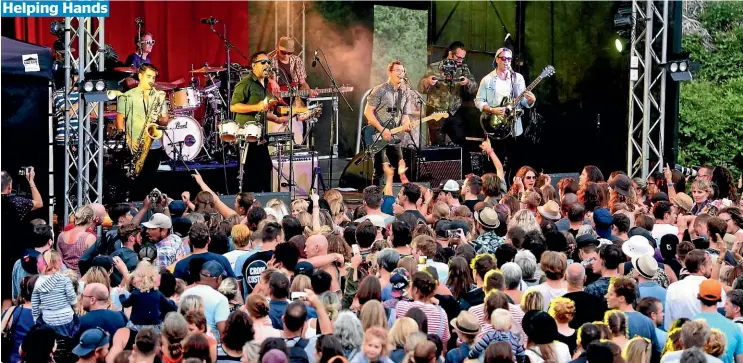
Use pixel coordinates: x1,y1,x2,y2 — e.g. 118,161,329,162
278,37,295,53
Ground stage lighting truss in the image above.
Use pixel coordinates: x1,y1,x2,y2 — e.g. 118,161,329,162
665,59,693,81
62,17,106,227
626,0,669,180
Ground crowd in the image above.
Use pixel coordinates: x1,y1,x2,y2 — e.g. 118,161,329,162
2,151,743,363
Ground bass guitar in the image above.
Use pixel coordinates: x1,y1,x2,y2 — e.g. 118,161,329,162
266,105,323,145
480,65,555,140
362,112,449,155
277,85,354,99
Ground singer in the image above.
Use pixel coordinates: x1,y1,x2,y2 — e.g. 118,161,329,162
230,51,289,192
364,60,414,185
266,36,318,98
115,64,169,198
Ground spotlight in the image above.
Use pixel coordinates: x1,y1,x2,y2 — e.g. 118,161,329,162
95,80,105,91
50,21,64,38
666,59,695,82
83,81,94,92
80,79,110,102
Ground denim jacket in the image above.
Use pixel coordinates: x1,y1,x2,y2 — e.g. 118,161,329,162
474,70,533,137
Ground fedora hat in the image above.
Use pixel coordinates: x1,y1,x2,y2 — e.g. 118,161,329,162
537,200,561,221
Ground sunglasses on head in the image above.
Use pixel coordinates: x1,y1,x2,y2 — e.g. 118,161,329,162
254,59,271,65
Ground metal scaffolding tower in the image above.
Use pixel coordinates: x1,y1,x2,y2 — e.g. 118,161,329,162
626,0,669,179
63,17,105,225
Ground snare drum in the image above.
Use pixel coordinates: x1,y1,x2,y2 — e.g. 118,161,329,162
161,116,204,161
170,87,201,111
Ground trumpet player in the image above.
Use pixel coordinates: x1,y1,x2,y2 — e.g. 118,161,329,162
116,64,168,198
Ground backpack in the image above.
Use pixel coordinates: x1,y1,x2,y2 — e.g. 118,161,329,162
79,228,120,274
288,338,310,363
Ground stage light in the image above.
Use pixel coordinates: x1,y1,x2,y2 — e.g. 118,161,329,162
666,59,695,82
50,21,64,38
95,80,105,91
81,79,110,102
615,39,624,53
83,81,94,92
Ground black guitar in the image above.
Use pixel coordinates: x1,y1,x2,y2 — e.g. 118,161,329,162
480,65,555,140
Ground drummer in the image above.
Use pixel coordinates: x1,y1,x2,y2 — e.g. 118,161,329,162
124,31,155,89
230,51,289,192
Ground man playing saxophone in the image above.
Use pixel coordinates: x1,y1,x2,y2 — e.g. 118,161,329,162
116,63,168,198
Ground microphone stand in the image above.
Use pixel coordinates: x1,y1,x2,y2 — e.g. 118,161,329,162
314,49,353,189
273,66,297,198
403,79,435,184
208,22,250,120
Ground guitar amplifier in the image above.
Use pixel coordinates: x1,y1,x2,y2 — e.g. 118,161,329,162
271,152,318,196
403,146,462,187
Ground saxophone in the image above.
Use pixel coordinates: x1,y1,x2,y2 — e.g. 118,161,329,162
127,89,165,179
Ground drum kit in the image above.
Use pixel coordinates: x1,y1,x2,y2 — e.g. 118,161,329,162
105,64,324,167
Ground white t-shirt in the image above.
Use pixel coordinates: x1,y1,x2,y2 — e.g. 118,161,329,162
223,249,250,271
527,282,567,311
180,285,230,341
652,223,679,242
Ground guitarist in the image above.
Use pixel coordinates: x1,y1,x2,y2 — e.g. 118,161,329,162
474,48,536,176
266,36,318,99
231,51,290,192
364,61,414,185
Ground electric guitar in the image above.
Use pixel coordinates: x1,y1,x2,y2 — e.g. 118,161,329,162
266,105,323,144
277,85,354,99
362,112,449,155
480,65,555,140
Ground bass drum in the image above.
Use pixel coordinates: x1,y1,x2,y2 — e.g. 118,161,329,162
162,116,204,161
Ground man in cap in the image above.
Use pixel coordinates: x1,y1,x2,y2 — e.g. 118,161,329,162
693,279,743,363
143,212,186,268
724,289,743,334
385,267,411,309
575,234,601,285
12,224,53,299
593,208,621,243
471,207,503,254
72,328,110,363
179,260,230,340
447,311,481,363
440,180,462,210
267,36,317,96
633,254,666,307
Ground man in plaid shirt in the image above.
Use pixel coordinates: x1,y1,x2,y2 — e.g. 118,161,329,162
417,41,478,145
143,213,188,268
267,36,318,97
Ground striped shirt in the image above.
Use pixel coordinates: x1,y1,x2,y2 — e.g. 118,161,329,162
31,273,76,326
395,300,451,343
469,330,525,358
469,303,526,346
53,90,80,145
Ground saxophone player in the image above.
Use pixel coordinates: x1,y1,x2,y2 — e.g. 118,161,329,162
116,64,168,199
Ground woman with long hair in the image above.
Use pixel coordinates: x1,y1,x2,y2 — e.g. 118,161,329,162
315,334,346,363
712,166,739,201
509,166,539,198
522,310,571,363
604,310,629,350
360,300,389,331
244,294,281,343
508,209,541,236
395,272,451,346
334,312,364,358
387,318,418,363
622,336,651,363
445,256,475,301
161,312,189,363
58,205,98,273
324,189,349,226
216,311,254,363
580,166,604,187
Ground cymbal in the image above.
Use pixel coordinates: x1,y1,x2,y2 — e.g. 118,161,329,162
154,82,178,91
191,66,227,74
113,66,138,74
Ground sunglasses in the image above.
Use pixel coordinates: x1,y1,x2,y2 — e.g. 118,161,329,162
524,175,536,180
254,60,271,65
280,50,293,56
141,40,155,46
499,57,512,61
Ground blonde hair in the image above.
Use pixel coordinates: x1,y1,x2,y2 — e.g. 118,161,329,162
704,328,726,358
490,309,512,331
291,199,309,214
388,318,418,350
82,266,111,288
131,260,158,293
432,202,450,219
692,179,713,195
265,198,289,220
548,297,575,324
178,294,204,316
623,337,651,363
508,209,541,235
520,289,544,312
231,224,251,248
40,249,63,275
398,257,416,276
320,291,341,321
296,211,312,228
364,326,389,356
217,278,239,300
360,300,388,331
74,205,95,226
324,189,345,218
291,275,312,293
604,310,628,338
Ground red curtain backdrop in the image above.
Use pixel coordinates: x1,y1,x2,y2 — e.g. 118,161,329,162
14,1,250,81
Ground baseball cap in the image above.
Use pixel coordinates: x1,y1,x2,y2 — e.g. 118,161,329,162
442,180,460,192
576,234,600,250
390,267,410,298
660,234,680,259
434,219,470,238
200,260,225,278
142,213,172,229
651,192,669,203
168,200,187,218
91,255,113,271
632,255,658,279
294,261,314,277
72,328,110,357
172,216,193,238
451,311,480,336
622,235,655,259
608,174,631,197
698,279,722,302
593,208,613,238
20,249,41,274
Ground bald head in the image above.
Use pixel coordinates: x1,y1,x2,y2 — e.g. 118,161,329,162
566,263,585,287
83,283,109,310
305,234,328,258
561,193,578,212
89,203,106,224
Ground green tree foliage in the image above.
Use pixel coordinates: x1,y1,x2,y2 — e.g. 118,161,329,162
370,5,428,87
679,1,743,174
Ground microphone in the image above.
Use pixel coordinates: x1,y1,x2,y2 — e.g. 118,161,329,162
311,49,318,68
200,17,219,25
135,17,144,26
504,33,511,42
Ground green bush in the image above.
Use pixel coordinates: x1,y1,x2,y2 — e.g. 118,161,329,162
679,2,743,175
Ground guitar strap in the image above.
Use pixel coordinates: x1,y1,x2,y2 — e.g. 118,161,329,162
395,87,403,125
